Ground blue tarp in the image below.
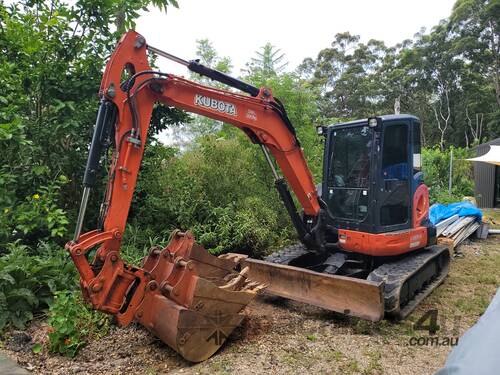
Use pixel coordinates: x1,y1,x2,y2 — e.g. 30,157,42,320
429,202,482,225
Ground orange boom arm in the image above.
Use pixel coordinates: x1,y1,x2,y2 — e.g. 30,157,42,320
65,30,321,338
100,31,320,240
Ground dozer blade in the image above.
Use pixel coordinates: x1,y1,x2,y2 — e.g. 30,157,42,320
222,255,385,322
134,231,264,362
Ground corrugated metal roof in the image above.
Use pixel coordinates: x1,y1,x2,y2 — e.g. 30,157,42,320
473,137,500,152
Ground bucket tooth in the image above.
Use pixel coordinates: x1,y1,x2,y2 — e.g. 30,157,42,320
134,231,262,362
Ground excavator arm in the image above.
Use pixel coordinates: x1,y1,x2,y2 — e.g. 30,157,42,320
93,31,320,241
65,31,384,362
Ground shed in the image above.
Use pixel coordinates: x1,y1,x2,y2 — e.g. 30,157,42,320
473,138,500,208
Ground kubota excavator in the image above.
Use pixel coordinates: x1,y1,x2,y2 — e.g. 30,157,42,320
65,31,450,362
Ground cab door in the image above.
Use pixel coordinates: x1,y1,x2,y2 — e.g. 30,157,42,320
376,122,411,232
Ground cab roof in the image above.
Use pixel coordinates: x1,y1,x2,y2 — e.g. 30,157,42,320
329,114,420,128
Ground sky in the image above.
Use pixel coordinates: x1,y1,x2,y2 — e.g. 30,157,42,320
136,0,457,76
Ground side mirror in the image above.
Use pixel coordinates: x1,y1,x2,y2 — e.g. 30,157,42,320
316,125,327,137
368,116,383,132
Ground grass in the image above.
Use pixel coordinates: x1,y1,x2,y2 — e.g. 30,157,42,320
289,239,500,373
204,357,233,375
363,351,383,375
340,359,361,374
416,237,498,317
10,234,495,375
323,349,343,361
98,235,500,375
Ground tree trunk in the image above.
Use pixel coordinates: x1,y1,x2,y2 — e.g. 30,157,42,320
394,96,401,114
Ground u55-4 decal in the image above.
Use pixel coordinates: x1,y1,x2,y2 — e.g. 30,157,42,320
194,94,237,116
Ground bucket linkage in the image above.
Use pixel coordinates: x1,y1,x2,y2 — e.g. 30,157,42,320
66,230,263,362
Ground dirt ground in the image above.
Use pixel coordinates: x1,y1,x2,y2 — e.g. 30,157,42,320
1,236,499,375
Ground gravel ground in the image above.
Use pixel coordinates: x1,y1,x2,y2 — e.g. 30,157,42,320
2,237,498,375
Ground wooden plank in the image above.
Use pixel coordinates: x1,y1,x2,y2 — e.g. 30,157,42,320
444,217,475,237
436,215,459,237
438,237,455,250
442,217,465,237
455,222,480,247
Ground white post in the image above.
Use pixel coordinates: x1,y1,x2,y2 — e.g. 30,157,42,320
448,148,453,194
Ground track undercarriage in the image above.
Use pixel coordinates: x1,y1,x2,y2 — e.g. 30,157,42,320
263,243,450,320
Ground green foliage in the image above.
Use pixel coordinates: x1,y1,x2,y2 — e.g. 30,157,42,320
0,0,184,247
0,0,176,333
129,136,294,258
120,224,169,266
423,146,474,204
3,177,69,247
0,0,180,337
142,69,321,256
47,291,110,357
244,43,289,78
193,197,283,256
0,242,77,331
110,0,179,33
299,17,499,147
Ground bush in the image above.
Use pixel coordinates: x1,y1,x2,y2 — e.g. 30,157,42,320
0,242,76,331
1,176,70,249
193,197,286,257
128,135,296,258
47,291,110,357
120,224,169,267
423,146,474,204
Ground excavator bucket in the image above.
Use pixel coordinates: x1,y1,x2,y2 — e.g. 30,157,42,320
221,254,385,322
134,231,264,362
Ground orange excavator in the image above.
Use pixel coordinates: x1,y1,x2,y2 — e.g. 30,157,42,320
65,31,450,362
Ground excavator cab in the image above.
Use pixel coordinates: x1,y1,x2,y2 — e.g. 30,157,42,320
317,115,437,257
322,115,427,236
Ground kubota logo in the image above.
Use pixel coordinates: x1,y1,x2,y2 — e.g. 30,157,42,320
194,94,237,116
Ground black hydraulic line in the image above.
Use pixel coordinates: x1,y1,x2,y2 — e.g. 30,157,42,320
187,60,260,97
275,178,307,241
267,99,301,147
83,100,117,188
147,44,260,97
259,144,308,241
74,99,117,241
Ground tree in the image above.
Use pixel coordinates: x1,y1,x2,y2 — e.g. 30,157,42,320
0,0,181,246
298,33,391,120
450,0,500,140
245,43,288,79
166,39,234,144
299,12,499,148
451,0,500,108
113,0,179,33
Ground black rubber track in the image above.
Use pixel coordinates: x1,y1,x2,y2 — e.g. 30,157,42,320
367,245,450,320
264,244,309,265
